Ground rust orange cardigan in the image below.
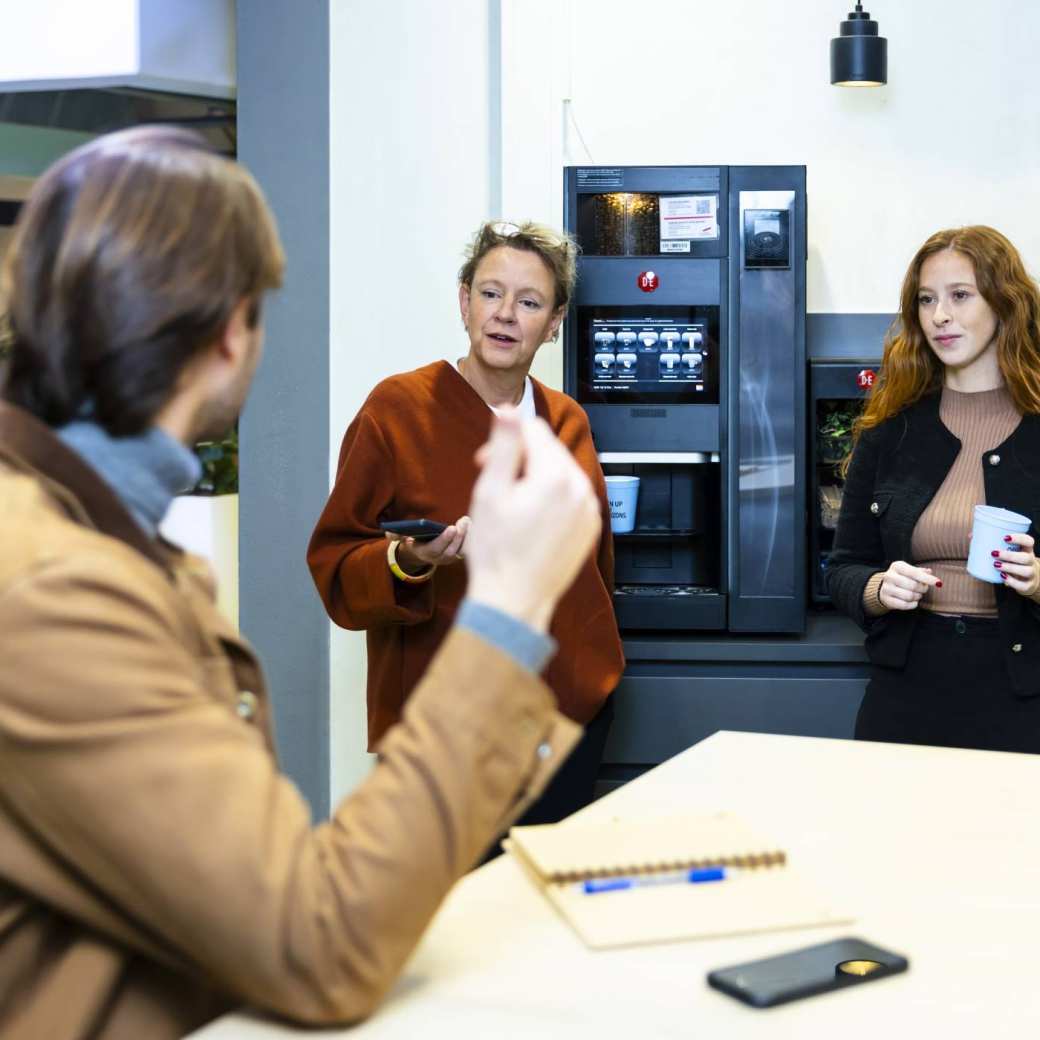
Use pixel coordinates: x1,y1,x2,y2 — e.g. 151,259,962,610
308,361,624,748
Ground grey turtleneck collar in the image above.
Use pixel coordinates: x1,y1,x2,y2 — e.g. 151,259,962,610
57,421,203,537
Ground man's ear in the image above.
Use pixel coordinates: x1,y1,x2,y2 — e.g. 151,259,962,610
216,298,253,362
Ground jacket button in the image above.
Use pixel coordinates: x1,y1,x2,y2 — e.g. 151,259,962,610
236,690,259,720
989,454,1001,466
1012,643,1023,653
870,502,880,515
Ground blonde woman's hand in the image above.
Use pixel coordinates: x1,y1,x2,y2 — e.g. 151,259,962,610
877,560,942,610
389,516,470,575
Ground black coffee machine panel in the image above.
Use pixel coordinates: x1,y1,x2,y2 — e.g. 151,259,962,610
568,240,724,453
564,165,807,634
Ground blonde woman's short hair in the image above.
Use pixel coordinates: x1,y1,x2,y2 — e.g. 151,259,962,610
459,220,578,310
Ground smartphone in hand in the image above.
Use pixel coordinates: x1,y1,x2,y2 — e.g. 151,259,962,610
707,937,908,1008
379,519,448,541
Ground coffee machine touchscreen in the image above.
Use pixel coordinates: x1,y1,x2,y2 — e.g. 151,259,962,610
580,308,719,405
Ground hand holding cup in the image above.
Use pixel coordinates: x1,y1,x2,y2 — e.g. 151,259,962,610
992,530,1040,597
967,505,1031,585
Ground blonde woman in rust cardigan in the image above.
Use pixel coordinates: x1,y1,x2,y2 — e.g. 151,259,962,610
827,226,1040,752
308,220,624,824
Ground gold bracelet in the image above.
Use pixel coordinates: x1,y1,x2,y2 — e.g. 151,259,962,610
387,539,436,584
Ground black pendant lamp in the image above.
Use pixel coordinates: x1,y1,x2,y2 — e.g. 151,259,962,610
830,3,887,87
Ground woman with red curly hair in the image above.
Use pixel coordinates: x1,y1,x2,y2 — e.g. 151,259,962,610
828,226,1040,751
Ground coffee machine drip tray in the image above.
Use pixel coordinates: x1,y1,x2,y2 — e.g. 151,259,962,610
616,584,714,596
613,586,726,630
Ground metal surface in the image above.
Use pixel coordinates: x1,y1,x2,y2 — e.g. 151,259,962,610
605,671,866,764
726,169,806,633
0,88,235,154
597,451,717,464
807,312,892,360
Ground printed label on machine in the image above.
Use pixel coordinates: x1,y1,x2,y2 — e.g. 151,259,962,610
591,318,708,390
659,194,718,241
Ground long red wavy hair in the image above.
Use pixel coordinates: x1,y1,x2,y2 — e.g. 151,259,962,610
854,226,1040,446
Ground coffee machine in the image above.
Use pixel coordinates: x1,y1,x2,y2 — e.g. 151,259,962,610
564,165,807,633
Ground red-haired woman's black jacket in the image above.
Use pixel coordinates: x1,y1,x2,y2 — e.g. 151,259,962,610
826,392,1040,695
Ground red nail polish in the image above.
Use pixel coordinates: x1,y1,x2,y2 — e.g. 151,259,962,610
991,550,1000,557
935,580,943,588
994,561,1003,568
1001,572,1009,581
1005,535,1013,542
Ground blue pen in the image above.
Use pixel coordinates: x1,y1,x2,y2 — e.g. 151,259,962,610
582,866,731,894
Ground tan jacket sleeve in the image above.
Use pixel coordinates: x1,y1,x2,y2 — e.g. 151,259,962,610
0,552,579,1026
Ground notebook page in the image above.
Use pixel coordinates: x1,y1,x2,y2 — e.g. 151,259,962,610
544,866,853,950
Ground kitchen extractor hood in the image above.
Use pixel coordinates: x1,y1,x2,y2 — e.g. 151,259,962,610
0,0,234,152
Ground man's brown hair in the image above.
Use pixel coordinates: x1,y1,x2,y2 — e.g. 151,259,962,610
0,125,285,435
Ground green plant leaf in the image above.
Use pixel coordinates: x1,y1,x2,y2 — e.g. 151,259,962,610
192,425,238,495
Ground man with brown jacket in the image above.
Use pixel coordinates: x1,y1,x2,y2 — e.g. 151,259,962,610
0,127,602,1038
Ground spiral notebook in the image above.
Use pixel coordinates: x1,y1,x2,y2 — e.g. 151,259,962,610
505,811,852,950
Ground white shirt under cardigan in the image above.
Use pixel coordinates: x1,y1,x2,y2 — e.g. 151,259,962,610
455,362,536,419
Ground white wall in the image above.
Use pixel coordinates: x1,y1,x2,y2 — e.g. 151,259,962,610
161,495,239,627
328,0,491,799
499,0,1040,320
325,0,1040,799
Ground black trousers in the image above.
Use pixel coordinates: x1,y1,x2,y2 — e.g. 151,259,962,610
856,611,1040,754
514,696,615,826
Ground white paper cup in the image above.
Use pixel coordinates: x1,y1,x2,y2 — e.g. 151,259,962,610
605,475,640,534
967,504,1031,583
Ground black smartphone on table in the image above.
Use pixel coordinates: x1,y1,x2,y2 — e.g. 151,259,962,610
707,937,908,1008
379,519,448,541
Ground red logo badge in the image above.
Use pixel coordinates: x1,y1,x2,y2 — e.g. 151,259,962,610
637,270,659,293
856,369,877,390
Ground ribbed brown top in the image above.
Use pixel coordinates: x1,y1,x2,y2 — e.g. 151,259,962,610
912,385,1021,615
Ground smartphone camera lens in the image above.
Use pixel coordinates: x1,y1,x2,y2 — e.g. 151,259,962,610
835,959,884,977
